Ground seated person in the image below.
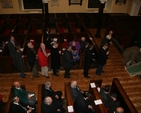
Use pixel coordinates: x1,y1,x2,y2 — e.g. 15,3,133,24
100,85,120,113
72,46,80,63
115,107,124,113
70,80,84,101
13,81,36,106
69,38,80,54
10,96,33,113
42,82,63,108
41,96,65,113
74,91,95,113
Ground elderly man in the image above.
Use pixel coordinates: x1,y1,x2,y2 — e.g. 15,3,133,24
42,82,63,108
27,41,39,78
10,96,33,113
100,30,113,48
37,43,50,78
41,96,65,113
13,81,36,106
70,81,84,101
122,46,141,67
8,36,17,69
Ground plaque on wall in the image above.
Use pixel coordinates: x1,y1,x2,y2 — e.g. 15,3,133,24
1,0,13,8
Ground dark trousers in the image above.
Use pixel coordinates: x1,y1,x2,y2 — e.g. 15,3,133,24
84,63,90,76
96,64,104,74
53,68,57,75
64,68,70,78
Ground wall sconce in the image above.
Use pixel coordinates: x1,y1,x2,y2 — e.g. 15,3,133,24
115,0,126,5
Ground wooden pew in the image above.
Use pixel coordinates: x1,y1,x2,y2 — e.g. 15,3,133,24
89,79,107,113
5,85,25,113
110,78,138,113
37,84,42,113
64,82,75,113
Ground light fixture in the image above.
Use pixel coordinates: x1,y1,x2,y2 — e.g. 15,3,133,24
99,0,107,3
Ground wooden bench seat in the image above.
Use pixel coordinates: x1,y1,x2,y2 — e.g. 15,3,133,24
89,79,107,113
64,82,75,113
110,78,138,113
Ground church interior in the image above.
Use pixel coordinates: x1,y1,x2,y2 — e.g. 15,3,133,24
0,0,141,113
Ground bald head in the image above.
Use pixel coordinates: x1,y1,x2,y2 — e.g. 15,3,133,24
14,81,21,88
115,107,124,113
45,82,51,88
71,81,77,88
44,96,53,105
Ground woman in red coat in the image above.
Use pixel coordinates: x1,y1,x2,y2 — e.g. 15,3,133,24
37,43,50,78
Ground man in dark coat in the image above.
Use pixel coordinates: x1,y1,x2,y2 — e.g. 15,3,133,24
10,96,33,113
84,44,94,78
42,82,63,108
100,30,113,48
100,85,120,113
44,28,52,49
15,46,25,78
13,81,36,106
96,43,109,76
41,96,65,113
8,36,17,68
27,42,39,78
62,45,73,78
74,92,95,113
50,42,61,76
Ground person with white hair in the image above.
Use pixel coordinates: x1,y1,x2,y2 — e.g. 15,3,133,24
100,30,113,48
37,43,50,78
13,81,36,106
70,80,84,101
27,41,39,78
42,82,63,108
41,96,65,113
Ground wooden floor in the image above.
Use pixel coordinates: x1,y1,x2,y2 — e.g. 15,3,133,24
0,29,141,112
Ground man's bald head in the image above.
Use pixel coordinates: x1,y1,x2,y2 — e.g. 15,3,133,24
70,81,77,88
115,107,124,113
14,81,21,88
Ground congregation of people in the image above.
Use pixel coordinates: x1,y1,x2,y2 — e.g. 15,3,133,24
7,27,104,79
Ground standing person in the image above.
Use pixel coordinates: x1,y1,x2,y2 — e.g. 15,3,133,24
50,42,61,76
62,45,73,78
15,46,25,78
27,42,39,78
84,44,94,78
37,43,50,78
96,43,109,76
44,28,52,49
8,36,17,69
100,30,113,48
